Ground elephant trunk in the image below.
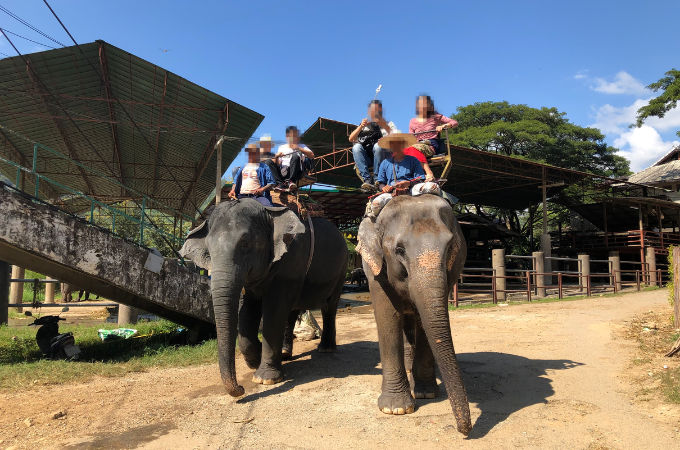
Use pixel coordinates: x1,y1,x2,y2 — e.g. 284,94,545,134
412,273,472,435
210,266,246,397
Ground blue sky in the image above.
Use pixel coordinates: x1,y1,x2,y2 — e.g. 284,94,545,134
1,0,678,173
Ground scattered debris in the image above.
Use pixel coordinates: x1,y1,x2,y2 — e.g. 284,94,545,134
23,418,33,427
233,417,254,424
50,410,67,420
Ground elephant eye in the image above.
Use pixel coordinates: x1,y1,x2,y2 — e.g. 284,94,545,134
241,241,252,253
395,245,405,255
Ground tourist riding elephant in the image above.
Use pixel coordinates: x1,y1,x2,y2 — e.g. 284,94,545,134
180,199,348,397
356,194,471,435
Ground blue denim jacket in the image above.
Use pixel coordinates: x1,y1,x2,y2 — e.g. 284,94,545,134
233,163,275,202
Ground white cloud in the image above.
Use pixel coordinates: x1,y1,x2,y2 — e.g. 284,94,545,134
573,70,588,80
614,126,680,171
590,71,647,95
591,98,680,171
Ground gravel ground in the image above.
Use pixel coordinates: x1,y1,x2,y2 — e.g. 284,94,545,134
1,289,679,449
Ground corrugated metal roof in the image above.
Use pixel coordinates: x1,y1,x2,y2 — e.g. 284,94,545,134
301,117,592,210
628,160,680,185
0,40,263,218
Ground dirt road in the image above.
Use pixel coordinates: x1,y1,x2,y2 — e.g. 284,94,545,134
1,290,679,449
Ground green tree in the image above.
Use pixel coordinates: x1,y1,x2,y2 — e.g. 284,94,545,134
634,68,680,137
448,101,631,177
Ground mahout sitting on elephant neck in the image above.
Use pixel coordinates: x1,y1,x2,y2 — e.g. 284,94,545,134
356,195,472,435
180,198,348,397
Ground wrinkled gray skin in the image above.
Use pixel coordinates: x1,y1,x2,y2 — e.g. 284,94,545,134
180,199,348,397
357,195,471,435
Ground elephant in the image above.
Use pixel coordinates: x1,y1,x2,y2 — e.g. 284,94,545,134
356,194,471,435
180,198,348,397
350,267,367,286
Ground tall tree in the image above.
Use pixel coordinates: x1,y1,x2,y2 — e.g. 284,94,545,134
634,68,680,136
448,101,631,177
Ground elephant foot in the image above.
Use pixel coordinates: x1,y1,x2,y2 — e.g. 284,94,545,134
316,342,336,353
281,350,292,361
242,351,261,370
252,367,284,385
378,391,415,415
413,382,439,399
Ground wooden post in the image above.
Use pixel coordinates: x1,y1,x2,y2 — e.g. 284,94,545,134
603,201,609,249
646,247,657,286
9,266,25,313
657,205,664,249
0,260,10,326
609,251,621,292
492,249,506,302
639,203,645,271
533,251,546,298
44,277,55,304
674,247,680,329
578,254,590,293
542,167,547,235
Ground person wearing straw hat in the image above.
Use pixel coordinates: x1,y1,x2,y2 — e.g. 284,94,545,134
367,133,441,217
229,143,275,206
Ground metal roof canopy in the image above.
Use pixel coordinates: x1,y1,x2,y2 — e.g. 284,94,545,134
566,196,680,233
0,40,263,218
301,118,593,210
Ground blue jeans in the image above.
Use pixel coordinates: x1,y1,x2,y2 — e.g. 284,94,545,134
353,142,389,182
238,194,272,207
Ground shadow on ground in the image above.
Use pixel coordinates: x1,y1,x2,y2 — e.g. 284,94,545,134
235,341,583,440
457,352,584,439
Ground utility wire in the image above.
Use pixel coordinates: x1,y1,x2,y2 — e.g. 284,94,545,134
42,0,228,220
0,4,66,47
0,30,185,259
0,27,75,53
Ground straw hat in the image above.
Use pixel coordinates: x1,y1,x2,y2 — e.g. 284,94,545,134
378,133,417,149
245,143,258,152
257,135,275,147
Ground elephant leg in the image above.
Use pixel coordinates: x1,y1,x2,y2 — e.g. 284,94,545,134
318,278,343,353
372,282,415,415
282,309,299,360
238,291,262,370
412,314,440,399
253,294,289,385
403,313,416,374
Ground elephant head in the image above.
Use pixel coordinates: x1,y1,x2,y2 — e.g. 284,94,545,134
357,195,471,434
180,199,305,397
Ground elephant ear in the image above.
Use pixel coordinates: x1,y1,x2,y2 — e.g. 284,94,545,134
357,218,384,277
179,220,212,271
265,206,306,265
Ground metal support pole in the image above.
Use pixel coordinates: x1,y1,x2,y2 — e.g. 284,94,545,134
542,167,547,235
646,247,657,287
587,274,592,297
636,270,641,291
0,260,10,326
526,270,532,301
533,251,546,298
639,203,645,269
9,266,25,313
453,282,459,308
215,137,224,205
492,249,506,302
578,254,590,293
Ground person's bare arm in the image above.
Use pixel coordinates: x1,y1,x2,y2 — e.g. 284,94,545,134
349,118,369,143
378,117,391,135
423,162,434,181
292,144,315,158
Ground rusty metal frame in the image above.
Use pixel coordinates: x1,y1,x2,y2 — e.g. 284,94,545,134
26,59,97,196
178,104,230,215
98,42,124,189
